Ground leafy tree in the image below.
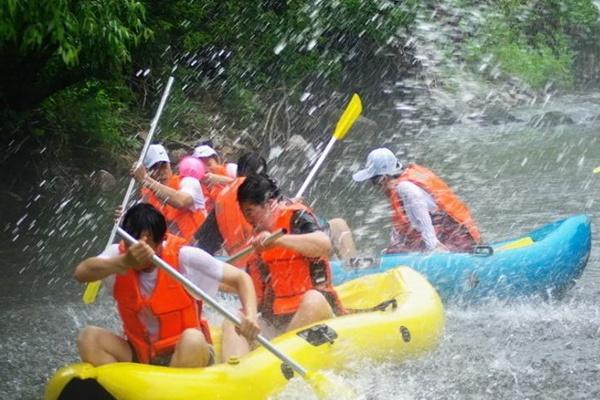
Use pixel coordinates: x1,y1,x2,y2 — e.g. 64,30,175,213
0,0,151,111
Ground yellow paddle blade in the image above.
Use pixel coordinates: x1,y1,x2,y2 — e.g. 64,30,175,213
495,236,534,252
333,93,363,140
593,166,600,174
82,281,101,304
306,371,356,400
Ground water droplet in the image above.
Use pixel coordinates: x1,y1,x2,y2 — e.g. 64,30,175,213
274,41,287,55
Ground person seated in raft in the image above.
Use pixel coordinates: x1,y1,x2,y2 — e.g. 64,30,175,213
74,203,260,367
220,174,345,360
352,147,481,253
130,144,207,243
194,152,357,263
195,152,269,267
192,144,237,212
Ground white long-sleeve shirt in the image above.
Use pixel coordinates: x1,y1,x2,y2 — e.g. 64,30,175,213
392,181,442,250
102,244,223,340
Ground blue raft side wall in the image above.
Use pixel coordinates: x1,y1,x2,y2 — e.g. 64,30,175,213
331,215,591,303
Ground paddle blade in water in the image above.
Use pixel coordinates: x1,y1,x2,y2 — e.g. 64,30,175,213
333,94,363,140
306,371,357,400
593,166,600,174
82,281,101,304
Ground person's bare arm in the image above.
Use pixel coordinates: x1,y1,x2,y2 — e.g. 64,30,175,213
221,264,260,340
74,255,128,282
274,231,332,257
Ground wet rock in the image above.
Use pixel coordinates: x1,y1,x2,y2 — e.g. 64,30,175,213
528,111,574,128
92,170,117,192
469,104,522,126
585,114,600,122
353,116,379,135
285,134,317,160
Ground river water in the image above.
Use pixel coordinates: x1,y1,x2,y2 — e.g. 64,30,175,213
1,93,599,399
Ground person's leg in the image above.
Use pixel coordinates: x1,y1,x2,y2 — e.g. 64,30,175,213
170,328,211,368
220,319,252,362
327,218,358,260
285,290,334,332
77,326,133,366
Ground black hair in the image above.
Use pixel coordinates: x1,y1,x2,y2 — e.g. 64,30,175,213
121,203,167,243
237,152,268,177
237,174,281,205
195,138,214,148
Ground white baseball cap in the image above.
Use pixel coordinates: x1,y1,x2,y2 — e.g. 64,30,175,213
193,145,218,159
143,144,170,169
352,148,403,182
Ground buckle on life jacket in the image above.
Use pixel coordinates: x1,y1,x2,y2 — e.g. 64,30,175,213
297,324,338,346
347,257,376,270
471,245,494,257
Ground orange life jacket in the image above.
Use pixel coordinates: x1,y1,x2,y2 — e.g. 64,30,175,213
113,234,212,364
214,177,253,267
388,163,481,252
141,175,206,243
202,164,228,213
246,203,344,317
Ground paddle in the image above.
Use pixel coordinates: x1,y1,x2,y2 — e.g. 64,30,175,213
295,94,363,199
82,76,176,304
224,229,286,264
116,227,354,399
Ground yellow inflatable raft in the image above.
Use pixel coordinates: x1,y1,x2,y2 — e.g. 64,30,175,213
45,266,444,400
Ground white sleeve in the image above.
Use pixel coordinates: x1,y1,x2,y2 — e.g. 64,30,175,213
396,181,441,250
179,176,206,212
179,246,224,299
97,244,120,292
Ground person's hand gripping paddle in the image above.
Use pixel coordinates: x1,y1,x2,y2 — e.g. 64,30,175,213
117,227,355,399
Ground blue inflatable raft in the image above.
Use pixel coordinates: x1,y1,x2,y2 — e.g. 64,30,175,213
331,215,591,303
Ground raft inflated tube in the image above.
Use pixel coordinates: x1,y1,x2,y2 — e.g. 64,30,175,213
45,267,444,400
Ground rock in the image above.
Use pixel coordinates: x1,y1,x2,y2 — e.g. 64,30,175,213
353,116,379,134
285,134,316,160
528,111,574,128
476,104,522,126
93,169,117,192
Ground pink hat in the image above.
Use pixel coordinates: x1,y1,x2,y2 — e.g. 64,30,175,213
178,156,205,180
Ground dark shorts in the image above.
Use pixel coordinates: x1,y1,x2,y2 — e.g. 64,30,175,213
262,289,343,331
129,342,215,366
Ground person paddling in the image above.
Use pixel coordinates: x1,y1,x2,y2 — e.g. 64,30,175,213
131,144,207,243
195,152,357,262
352,147,481,253
221,174,344,359
74,203,259,367
195,152,265,266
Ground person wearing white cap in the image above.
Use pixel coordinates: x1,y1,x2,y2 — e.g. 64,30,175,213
352,147,481,253
130,144,207,243
192,144,238,212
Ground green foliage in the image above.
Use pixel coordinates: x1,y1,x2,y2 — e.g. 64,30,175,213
461,0,599,89
0,0,150,68
223,85,260,124
41,80,138,150
139,0,417,87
